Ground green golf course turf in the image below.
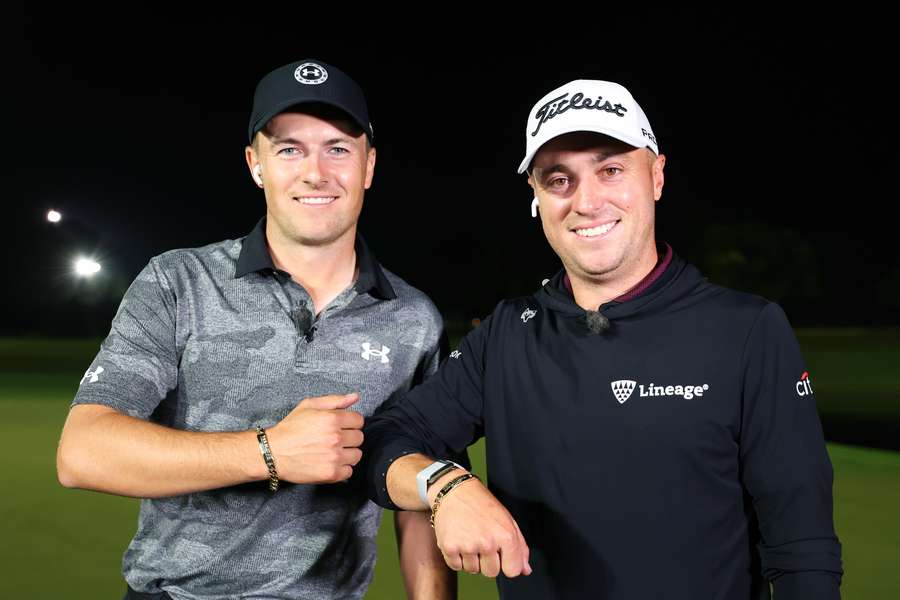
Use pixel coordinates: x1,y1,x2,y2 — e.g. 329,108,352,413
1,333,897,598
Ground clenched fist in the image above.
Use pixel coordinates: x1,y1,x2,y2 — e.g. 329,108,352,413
265,393,364,484
430,474,532,578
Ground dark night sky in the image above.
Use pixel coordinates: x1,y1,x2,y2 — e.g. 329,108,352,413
8,6,897,334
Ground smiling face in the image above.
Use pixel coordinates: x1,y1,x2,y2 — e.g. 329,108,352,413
245,107,376,249
528,132,665,290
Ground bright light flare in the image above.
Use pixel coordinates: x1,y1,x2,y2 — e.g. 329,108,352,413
74,258,102,277
47,210,62,223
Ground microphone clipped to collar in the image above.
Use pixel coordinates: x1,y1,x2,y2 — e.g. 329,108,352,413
585,310,610,334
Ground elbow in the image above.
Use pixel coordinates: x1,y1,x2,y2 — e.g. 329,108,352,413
57,441,106,491
56,443,83,489
56,404,117,491
56,422,98,490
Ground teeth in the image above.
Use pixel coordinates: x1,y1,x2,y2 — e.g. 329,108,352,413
298,196,336,205
575,221,617,237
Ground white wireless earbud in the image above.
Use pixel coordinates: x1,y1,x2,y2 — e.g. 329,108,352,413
253,165,263,186
531,197,540,218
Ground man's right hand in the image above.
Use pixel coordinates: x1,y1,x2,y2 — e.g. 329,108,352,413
429,472,532,579
265,393,364,484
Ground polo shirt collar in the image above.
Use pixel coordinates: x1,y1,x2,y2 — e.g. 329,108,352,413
235,217,396,300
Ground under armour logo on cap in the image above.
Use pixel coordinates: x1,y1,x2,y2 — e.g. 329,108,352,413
248,58,374,144
294,62,328,85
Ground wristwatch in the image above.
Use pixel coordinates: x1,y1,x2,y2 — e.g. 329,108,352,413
416,459,464,505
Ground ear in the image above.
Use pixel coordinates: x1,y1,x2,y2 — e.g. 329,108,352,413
245,146,263,187
527,174,541,218
652,153,666,202
364,146,377,190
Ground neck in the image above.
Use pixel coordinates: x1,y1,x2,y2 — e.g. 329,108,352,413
265,223,358,314
568,242,659,310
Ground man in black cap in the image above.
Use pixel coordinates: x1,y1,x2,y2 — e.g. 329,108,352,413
57,59,457,599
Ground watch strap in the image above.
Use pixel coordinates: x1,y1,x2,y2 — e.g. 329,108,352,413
416,459,463,505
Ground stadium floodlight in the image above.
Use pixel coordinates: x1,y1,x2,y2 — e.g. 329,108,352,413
47,209,62,223
74,258,102,277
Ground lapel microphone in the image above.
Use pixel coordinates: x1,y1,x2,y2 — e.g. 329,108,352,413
585,310,610,334
293,306,316,342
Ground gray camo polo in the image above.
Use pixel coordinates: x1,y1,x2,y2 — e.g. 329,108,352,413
71,217,444,600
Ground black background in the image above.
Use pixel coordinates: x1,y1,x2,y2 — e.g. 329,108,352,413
8,6,896,334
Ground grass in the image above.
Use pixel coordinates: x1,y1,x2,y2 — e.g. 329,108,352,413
1,331,898,598
797,328,900,420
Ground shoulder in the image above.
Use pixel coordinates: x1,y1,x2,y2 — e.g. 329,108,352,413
698,280,771,314
139,237,242,291
676,260,782,328
150,237,241,276
688,277,796,347
492,296,542,321
379,268,443,332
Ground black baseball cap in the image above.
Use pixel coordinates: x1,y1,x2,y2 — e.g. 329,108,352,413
247,59,374,144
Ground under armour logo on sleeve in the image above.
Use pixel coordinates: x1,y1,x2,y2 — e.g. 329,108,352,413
80,365,104,385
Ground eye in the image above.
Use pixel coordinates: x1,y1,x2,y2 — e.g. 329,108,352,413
329,146,350,156
602,166,623,177
276,147,300,157
546,176,569,190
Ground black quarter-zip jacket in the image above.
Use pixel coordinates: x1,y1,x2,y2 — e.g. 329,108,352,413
361,248,842,599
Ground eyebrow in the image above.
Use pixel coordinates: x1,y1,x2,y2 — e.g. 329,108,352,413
267,136,356,147
267,136,303,146
534,150,632,175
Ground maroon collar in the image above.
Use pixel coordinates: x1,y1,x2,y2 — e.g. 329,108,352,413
563,242,673,303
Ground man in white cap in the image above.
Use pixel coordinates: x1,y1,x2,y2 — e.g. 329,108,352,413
360,79,843,599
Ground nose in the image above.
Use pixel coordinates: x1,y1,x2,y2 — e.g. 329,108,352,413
570,174,606,215
297,152,327,188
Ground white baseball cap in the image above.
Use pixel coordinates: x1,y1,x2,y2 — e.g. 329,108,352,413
517,79,659,174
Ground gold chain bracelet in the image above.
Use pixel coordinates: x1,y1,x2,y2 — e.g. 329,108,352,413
430,472,479,527
255,426,279,492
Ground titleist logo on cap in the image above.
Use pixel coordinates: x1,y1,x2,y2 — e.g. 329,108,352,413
531,92,628,137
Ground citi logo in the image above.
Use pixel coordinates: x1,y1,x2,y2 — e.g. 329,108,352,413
796,372,814,397
611,379,709,403
80,365,104,384
361,343,390,364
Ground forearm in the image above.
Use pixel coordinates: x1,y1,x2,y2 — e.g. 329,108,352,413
57,404,267,498
396,510,457,600
386,453,469,510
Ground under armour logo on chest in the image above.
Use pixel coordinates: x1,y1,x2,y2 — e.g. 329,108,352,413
361,343,391,364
